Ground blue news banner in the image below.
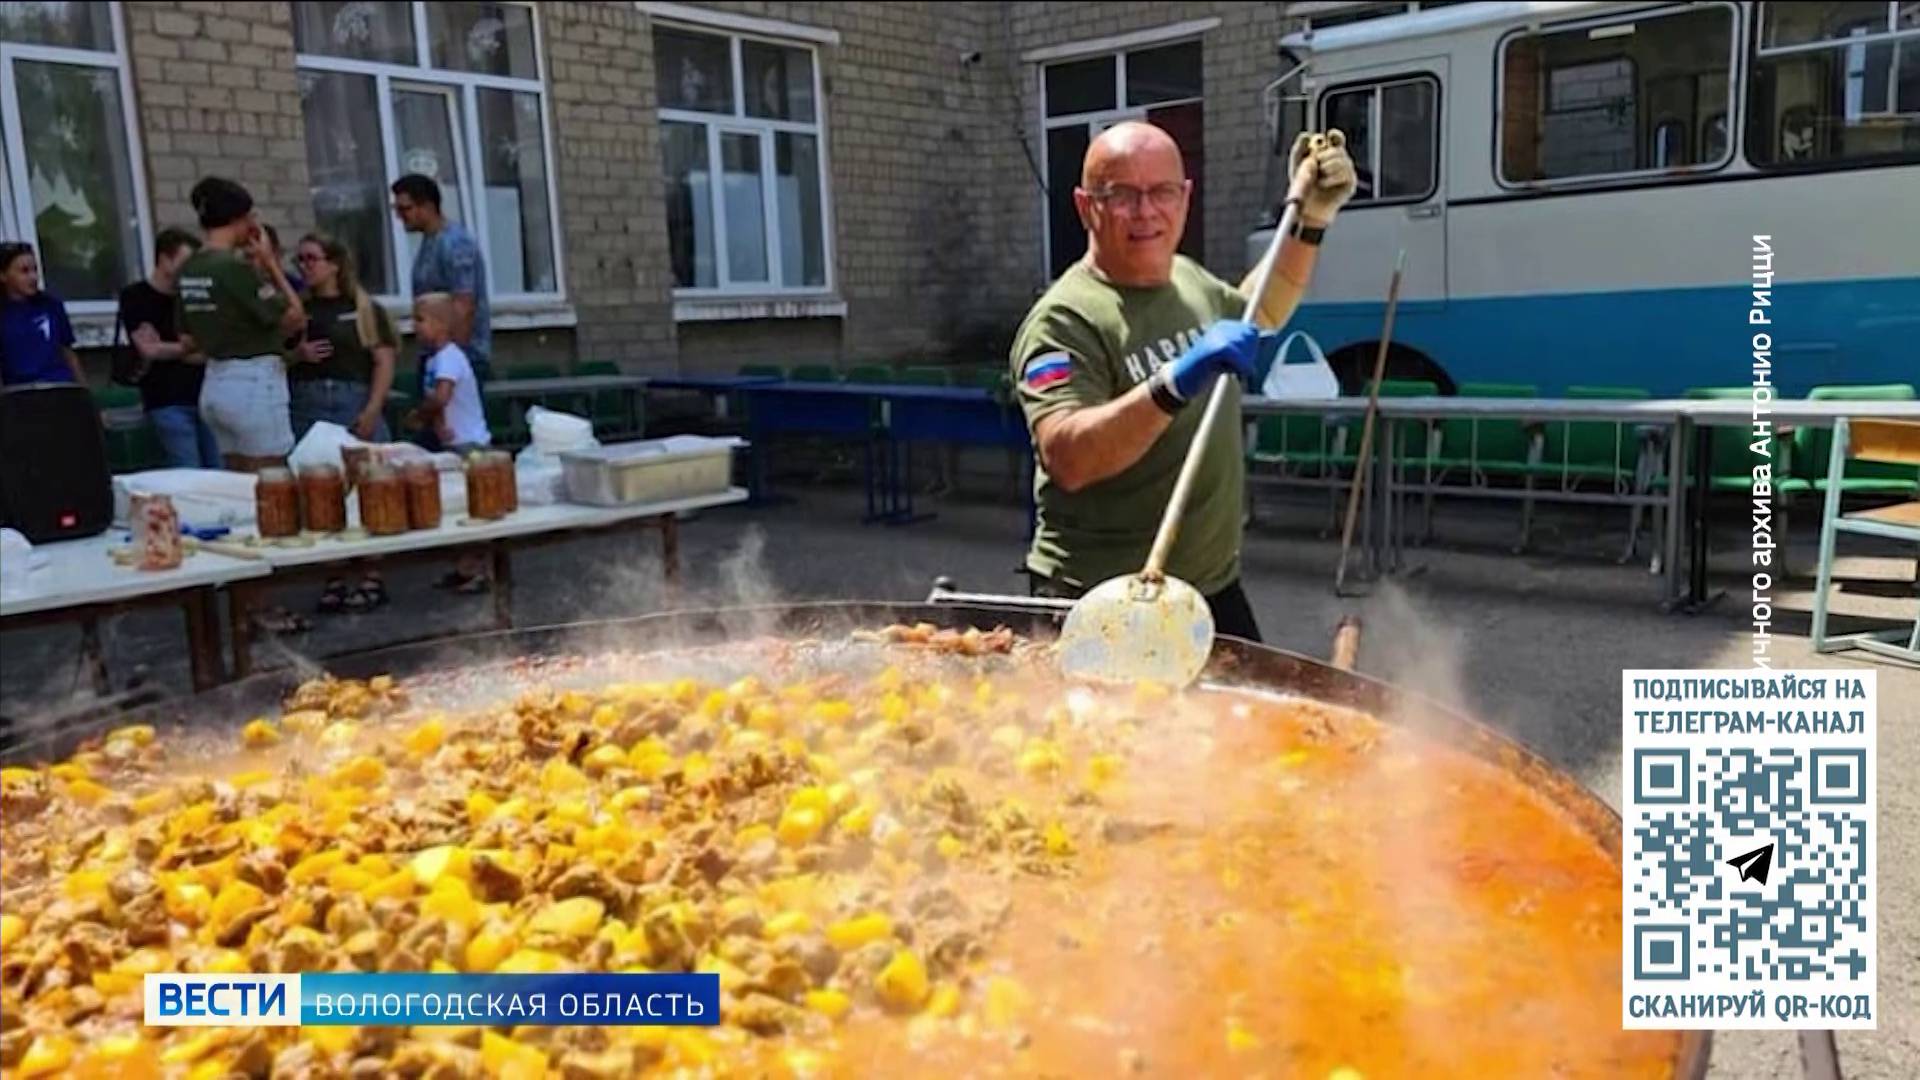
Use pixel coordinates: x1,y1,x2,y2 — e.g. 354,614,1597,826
146,973,720,1027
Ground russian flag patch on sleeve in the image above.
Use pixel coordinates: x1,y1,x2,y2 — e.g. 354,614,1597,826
1022,351,1074,391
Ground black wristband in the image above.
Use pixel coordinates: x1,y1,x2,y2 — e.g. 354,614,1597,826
1148,369,1185,415
1289,215,1327,246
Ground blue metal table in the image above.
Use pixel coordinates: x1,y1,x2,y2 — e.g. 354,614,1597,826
734,381,1034,527
645,374,782,421
877,385,1034,531
734,382,890,519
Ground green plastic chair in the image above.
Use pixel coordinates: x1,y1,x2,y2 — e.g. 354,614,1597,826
575,360,637,438
1370,378,1440,466
1432,383,1540,477
1797,385,1919,495
1422,383,1542,549
1680,386,1811,574
91,385,140,409
106,423,166,473
963,367,1008,393
1538,386,1670,565
1364,379,1441,548
895,366,951,387
1681,387,1803,493
738,363,785,380
1248,409,1351,536
1251,413,1345,470
511,363,563,380
788,364,837,383
484,397,521,445
844,365,892,384
1541,386,1651,486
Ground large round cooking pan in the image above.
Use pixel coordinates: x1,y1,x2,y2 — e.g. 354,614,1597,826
0,600,1710,1077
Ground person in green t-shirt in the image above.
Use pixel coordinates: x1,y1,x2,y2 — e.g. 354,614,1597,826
1010,123,1356,642
290,232,398,443
175,176,306,470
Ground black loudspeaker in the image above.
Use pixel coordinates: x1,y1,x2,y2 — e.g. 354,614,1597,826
0,383,114,543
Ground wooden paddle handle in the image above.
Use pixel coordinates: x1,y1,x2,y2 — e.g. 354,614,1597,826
1333,250,1407,593
1329,615,1363,671
1143,202,1298,578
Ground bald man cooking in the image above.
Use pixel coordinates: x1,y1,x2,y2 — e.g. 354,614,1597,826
1010,124,1355,642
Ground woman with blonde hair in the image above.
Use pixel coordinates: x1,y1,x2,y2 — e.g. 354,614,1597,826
292,232,399,615
289,232,396,441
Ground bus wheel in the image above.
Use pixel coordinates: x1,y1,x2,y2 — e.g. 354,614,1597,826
1327,342,1455,396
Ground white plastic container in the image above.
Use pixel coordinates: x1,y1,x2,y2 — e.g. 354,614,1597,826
560,437,743,506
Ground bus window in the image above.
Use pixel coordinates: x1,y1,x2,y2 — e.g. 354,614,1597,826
1324,87,1375,197
1748,2,1920,168
1318,76,1437,204
1499,5,1735,184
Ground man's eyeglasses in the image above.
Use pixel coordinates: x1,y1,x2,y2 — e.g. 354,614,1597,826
295,253,326,265
1087,182,1185,213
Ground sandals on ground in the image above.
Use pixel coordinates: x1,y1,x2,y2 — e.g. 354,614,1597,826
317,579,350,615
356,575,390,609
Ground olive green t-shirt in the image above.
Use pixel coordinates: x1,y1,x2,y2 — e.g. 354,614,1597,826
175,248,288,361
290,294,399,384
1010,255,1247,596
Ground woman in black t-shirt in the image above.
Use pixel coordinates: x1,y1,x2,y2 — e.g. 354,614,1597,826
117,228,219,469
289,233,398,442
291,233,400,615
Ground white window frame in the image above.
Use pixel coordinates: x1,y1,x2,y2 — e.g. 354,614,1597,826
1494,2,1741,190
0,0,152,315
655,22,836,298
1036,39,1205,278
294,0,565,308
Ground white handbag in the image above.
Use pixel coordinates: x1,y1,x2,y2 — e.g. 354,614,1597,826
1261,330,1341,401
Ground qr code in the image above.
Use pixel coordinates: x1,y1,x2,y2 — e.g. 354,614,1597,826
1622,670,1876,1030
1630,747,1869,981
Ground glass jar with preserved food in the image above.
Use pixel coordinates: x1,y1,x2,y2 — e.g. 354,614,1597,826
341,445,374,492
255,467,300,538
358,463,410,536
404,462,443,530
131,492,184,571
300,465,347,534
466,450,517,520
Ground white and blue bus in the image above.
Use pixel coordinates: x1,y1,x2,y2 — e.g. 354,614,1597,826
1251,1,1920,396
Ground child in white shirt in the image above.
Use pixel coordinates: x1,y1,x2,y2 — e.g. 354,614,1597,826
409,291,493,593
409,291,491,453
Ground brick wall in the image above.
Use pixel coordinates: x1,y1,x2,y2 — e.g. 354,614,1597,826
543,2,678,371
95,1,1294,376
624,2,1288,372
635,2,1032,372
1001,2,1288,285
123,2,309,238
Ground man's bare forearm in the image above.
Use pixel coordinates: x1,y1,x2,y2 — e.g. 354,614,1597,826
1034,384,1172,493
1240,232,1321,330
451,294,476,345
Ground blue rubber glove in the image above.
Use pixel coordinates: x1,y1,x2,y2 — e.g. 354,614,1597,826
1157,320,1280,402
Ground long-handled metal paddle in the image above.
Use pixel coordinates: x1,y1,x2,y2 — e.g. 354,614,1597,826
1056,199,1300,687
